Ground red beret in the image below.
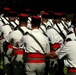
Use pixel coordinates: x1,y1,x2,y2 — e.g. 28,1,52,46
19,13,28,21
60,13,66,18
3,7,11,16
25,9,31,12
31,16,41,24
53,12,62,19
48,11,54,18
8,11,18,17
3,7,10,11
31,10,39,16
41,12,49,19
54,13,62,16
25,9,31,14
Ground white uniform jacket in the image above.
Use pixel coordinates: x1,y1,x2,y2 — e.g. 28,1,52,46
19,29,50,54
56,40,76,67
1,24,12,40
46,23,67,44
7,26,31,46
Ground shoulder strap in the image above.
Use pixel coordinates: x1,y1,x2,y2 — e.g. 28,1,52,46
13,21,19,30
47,25,66,42
40,27,47,37
61,21,69,33
41,22,46,28
2,16,15,28
17,26,25,35
64,21,69,28
11,21,25,35
52,27,66,42
56,23,66,41
0,17,6,25
28,33,45,54
48,20,53,27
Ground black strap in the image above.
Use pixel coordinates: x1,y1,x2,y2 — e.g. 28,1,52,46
9,20,25,35
64,21,69,28
48,20,53,27
13,21,19,30
52,27,66,42
46,25,66,43
15,25,25,35
4,16,15,27
40,27,47,37
28,33,45,54
56,23,66,42
40,22,47,37
1,16,15,29
61,21,73,35
41,22,46,28
0,17,6,25
61,21,70,33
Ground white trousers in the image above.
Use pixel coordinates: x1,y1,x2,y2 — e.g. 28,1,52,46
26,63,46,75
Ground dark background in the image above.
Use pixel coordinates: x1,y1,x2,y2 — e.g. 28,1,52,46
0,0,76,13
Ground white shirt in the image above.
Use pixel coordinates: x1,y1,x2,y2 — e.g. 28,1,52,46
61,21,74,32
15,19,19,25
1,16,9,24
39,22,47,34
7,26,31,46
46,23,67,44
54,23,67,37
47,19,53,27
0,21,4,35
0,16,9,33
1,25,12,39
19,29,50,54
56,41,76,67
46,27,64,44
27,17,32,29
0,21,4,28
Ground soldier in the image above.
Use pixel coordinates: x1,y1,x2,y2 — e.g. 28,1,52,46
0,10,18,75
47,11,54,28
46,23,76,75
46,13,68,75
0,6,5,75
18,15,50,75
6,13,31,75
40,12,51,75
60,13,74,33
0,7,11,71
39,11,49,36
0,7,11,35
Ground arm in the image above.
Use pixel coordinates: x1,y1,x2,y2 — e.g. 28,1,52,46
18,36,25,49
46,51,57,59
46,42,68,59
